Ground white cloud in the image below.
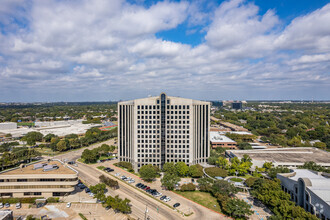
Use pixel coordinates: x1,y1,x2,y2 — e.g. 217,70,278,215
0,0,329,101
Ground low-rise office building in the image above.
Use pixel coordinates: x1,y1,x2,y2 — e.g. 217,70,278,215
277,169,330,219
210,131,237,149
0,160,78,198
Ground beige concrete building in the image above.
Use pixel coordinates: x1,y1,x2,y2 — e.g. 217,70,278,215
0,160,78,198
118,93,210,171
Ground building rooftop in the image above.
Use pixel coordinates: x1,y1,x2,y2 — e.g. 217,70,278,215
1,161,76,175
280,169,330,205
227,147,330,165
210,132,236,143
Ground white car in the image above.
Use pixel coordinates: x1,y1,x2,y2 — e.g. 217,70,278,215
155,192,162,197
16,203,21,209
164,196,171,202
115,173,120,176
0,203,3,209
128,179,135,183
89,192,95,197
66,202,71,208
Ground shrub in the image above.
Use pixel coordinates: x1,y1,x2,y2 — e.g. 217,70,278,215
0,197,42,204
47,197,59,203
205,167,228,178
115,161,133,172
180,183,196,191
79,213,88,220
100,174,119,189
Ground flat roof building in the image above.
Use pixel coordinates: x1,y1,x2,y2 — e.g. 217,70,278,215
225,147,330,169
118,93,210,172
277,169,330,219
0,160,78,198
0,122,17,130
210,131,237,149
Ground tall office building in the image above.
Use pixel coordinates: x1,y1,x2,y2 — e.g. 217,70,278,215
118,93,210,172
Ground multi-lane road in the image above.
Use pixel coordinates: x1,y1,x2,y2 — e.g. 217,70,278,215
50,139,227,220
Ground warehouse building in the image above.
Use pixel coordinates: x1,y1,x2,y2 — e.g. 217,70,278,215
118,93,210,172
277,169,330,219
0,160,78,198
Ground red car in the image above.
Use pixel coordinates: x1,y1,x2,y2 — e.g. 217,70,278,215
145,186,150,191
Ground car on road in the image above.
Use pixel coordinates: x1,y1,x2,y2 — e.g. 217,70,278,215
164,196,171,202
66,202,71,208
16,203,21,209
4,203,10,208
173,203,180,208
0,203,3,208
160,196,166,200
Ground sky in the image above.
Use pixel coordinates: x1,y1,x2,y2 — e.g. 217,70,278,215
0,0,330,102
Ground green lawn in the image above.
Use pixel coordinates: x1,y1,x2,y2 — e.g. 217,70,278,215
35,147,60,156
230,178,243,182
174,191,222,213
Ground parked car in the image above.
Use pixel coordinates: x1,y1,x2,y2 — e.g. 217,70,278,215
16,203,21,209
85,188,90,193
4,203,10,208
191,179,195,183
160,196,166,200
0,203,3,208
164,196,171,202
115,173,120,176
173,203,180,208
89,192,95,197
128,179,135,183
145,186,150,191
79,184,86,189
141,185,147,190
135,183,142,187
105,206,111,210
66,202,71,208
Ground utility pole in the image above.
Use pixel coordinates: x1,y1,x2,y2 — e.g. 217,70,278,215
144,205,148,220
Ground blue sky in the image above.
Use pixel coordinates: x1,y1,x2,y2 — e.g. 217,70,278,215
0,0,329,102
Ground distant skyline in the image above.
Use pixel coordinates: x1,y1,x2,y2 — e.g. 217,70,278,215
0,0,330,102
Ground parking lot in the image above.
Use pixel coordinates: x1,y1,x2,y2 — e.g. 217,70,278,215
5,202,127,220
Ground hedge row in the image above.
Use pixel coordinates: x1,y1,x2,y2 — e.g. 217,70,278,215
204,167,228,178
0,197,59,204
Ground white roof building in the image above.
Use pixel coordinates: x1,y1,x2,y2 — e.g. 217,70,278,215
277,169,330,219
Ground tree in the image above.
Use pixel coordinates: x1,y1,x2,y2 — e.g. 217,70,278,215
238,142,252,150
222,198,253,218
161,173,180,190
139,164,157,182
197,178,213,192
90,183,106,201
216,156,228,169
44,134,57,142
189,164,203,178
180,183,196,191
175,162,189,176
211,180,238,197
81,149,98,163
263,162,273,170
163,162,176,174
313,141,326,149
56,140,67,152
